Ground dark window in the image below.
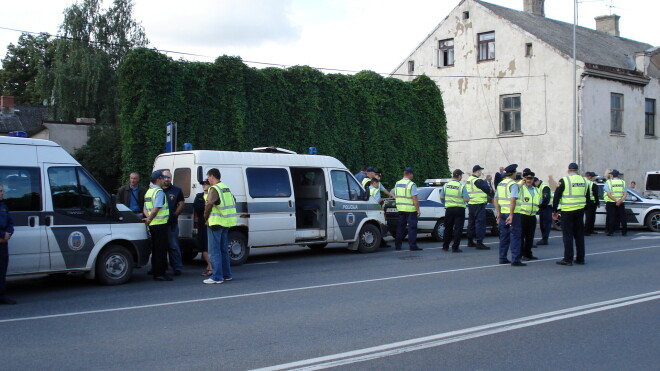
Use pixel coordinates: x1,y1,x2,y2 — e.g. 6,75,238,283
173,168,191,197
645,99,656,136
331,170,365,201
525,43,533,57
0,167,41,211
463,11,470,20
478,31,495,61
408,60,415,74
611,93,623,133
500,94,521,133
438,39,454,67
646,173,660,191
48,167,109,216
417,188,434,201
246,168,291,198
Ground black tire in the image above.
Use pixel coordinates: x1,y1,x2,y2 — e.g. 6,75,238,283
431,219,445,242
646,210,660,232
96,245,133,285
228,230,249,266
307,243,328,250
357,223,381,253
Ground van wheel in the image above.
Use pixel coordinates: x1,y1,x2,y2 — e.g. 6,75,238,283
357,224,381,253
431,219,445,241
307,243,328,250
228,230,249,266
96,245,133,285
646,211,660,232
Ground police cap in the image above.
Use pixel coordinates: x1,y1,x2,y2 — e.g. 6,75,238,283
610,169,620,176
568,162,579,170
472,165,484,172
150,170,164,182
453,169,464,177
366,166,375,172
504,164,518,173
404,167,414,174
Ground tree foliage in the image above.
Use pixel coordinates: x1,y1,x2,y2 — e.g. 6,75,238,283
0,33,55,104
119,49,449,188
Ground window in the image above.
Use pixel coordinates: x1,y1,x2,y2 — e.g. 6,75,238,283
417,188,434,201
173,168,191,197
408,60,415,74
463,11,470,20
525,43,533,57
611,93,623,133
48,167,109,216
0,167,41,211
331,170,365,201
246,168,291,198
646,99,656,136
478,31,495,61
438,39,454,67
500,94,521,133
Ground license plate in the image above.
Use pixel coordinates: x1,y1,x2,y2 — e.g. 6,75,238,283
386,208,398,213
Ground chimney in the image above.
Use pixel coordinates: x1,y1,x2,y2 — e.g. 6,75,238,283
1,96,15,114
595,14,620,37
523,0,545,17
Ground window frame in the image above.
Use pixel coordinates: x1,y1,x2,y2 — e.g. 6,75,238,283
408,60,415,74
477,31,495,62
245,167,292,198
47,166,110,217
0,166,42,212
438,38,455,68
499,94,522,134
330,170,365,201
645,98,656,137
610,93,624,133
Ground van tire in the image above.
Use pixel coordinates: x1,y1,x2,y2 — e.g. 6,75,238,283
307,243,328,250
96,245,133,285
357,224,381,253
228,230,249,266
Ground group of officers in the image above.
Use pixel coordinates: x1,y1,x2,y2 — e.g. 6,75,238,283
385,162,629,267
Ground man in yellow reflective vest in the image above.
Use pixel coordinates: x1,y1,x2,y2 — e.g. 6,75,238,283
604,169,627,236
534,177,553,246
519,172,540,261
440,169,470,252
494,164,525,266
203,168,236,284
143,170,172,281
394,167,422,251
466,165,493,250
552,163,592,266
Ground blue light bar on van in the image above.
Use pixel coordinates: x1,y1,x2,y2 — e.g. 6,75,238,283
8,131,28,137
183,143,193,151
308,147,317,155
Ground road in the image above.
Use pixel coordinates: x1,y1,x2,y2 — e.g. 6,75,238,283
1,230,659,370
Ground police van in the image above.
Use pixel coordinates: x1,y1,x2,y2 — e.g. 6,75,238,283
152,147,386,265
1,137,150,285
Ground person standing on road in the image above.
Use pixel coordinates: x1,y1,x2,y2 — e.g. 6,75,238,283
394,167,422,251
440,169,469,253
117,172,147,216
466,165,493,250
161,170,185,276
604,169,627,236
203,168,235,284
0,185,16,304
494,164,525,266
143,171,172,281
194,180,213,277
584,172,601,236
519,173,540,261
553,163,591,266
534,177,553,246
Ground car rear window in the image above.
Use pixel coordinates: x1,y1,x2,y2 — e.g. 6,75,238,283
417,188,434,201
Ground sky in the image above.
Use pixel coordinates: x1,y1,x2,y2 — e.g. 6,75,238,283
1,0,658,75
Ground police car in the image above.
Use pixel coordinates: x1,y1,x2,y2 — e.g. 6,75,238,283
383,179,498,241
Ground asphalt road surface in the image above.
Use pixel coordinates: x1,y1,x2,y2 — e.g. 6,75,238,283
2,229,659,370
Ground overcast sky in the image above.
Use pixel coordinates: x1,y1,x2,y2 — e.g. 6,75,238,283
1,0,658,74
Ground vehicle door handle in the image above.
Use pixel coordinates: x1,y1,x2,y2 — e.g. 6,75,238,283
29,216,36,227
45,215,53,227
289,200,293,208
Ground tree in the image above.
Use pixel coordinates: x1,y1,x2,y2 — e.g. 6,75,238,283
0,33,55,104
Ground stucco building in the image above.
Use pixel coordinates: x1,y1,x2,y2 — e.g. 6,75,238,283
392,0,659,187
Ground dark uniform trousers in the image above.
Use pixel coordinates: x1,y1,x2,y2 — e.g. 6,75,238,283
605,202,627,235
560,209,586,263
395,212,418,250
520,214,537,258
584,203,598,234
538,207,552,240
443,207,465,250
499,213,522,263
0,243,8,299
149,224,170,276
467,203,487,241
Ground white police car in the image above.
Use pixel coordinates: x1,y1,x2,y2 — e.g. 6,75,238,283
594,183,660,232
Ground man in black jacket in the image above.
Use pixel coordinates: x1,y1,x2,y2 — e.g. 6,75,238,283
117,172,147,215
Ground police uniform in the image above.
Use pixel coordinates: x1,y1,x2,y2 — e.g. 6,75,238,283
604,170,627,236
440,170,469,252
535,178,553,245
584,172,600,235
0,198,16,304
553,163,591,266
394,167,421,251
519,173,540,260
466,165,493,250
495,164,525,266
144,171,172,280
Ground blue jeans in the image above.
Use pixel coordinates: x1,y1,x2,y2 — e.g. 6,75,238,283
208,226,232,281
167,224,183,271
499,213,522,263
395,212,418,250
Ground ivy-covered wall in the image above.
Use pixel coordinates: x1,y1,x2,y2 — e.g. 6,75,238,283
118,48,449,188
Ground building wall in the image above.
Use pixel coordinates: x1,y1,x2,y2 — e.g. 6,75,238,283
392,0,581,187
40,123,90,154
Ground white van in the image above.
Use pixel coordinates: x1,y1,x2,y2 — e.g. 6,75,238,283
644,171,660,199
152,147,387,265
1,137,150,285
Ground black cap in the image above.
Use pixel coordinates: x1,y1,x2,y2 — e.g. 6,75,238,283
366,166,375,172
568,162,579,170
453,169,464,177
404,167,414,174
472,165,484,172
200,180,210,185
586,171,596,177
504,164,518,173
373,169,382,175
533,177,539,182
150,170,163,182
524,172,535,178
611,169,620,176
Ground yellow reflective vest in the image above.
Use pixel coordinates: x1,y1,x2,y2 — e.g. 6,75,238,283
497,178,520,214
394,178,416,212
208,182,237,227
604,179,626,203
144,186,169,226
560,174,587,211
518,185,540,216
443,180,466,208
466,175,488,204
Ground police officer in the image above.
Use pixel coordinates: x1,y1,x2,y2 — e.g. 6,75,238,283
360,167,376,188
553,163,591,266
584,172,601,236
534,177,553,246
440,169,469,252
0,185,16,304
494,164,525,266
604,169,627,236
143,171,172,281
519,172,540,261
371,170,394,199
394,167,422,251
466,165,493,250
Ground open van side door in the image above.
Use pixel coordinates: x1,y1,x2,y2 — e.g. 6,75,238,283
328,169,369,242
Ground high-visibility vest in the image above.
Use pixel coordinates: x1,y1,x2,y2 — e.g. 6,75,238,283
144,186,169,226
497,178,520,214
604,179,626,202
394,178,416,212
518,185,540,216
586,179,596,201
361,178,370,188
443,180,466,208
538,182,553,206
369,187,379,199
466,175,488,204
208,182,237,227
560,174,587,211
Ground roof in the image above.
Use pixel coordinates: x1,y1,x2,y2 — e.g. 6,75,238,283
0,136,59,147
476,0,653,70
0,105,48,134
157,150,348,169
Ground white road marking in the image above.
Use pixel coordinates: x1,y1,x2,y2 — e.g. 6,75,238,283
632,236,660,240
1,245,658,324
252,291,660,371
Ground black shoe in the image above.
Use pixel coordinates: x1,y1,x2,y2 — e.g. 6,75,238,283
511,262,527,266
410,247,423,251
475,242,490,250
153,275,173,281
467,240,476,247
452,248,463,253
174,270,182,276
441,247,449,251
556,260,573,266
535,239,548,246
499,259,511,264
0,298,17,305
574,261,585,265
521,256,538,261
